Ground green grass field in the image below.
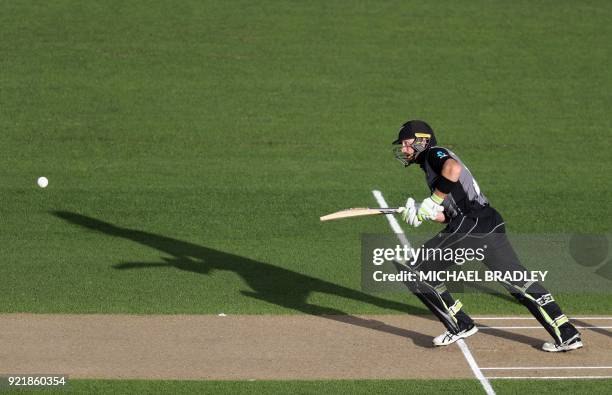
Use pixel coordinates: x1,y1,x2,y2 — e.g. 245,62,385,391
6,379,612,394
1,0,611,393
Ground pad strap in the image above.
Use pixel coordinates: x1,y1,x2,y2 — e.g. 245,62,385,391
552,314,569,328
536,293,555,306
449,300,463,316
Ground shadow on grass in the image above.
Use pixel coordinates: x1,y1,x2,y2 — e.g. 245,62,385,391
53,211,435,347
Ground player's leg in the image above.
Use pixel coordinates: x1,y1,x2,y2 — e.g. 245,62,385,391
392,260,473,336
500,279,582,351
482,210,582,351
393,216,478,345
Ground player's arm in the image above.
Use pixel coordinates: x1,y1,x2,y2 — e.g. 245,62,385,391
431,159,461,222
434,158,461,197
416,148,461,222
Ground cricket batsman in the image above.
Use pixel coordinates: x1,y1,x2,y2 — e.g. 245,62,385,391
392,120,583,352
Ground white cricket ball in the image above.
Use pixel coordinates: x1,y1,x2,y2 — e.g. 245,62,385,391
37,177,49,188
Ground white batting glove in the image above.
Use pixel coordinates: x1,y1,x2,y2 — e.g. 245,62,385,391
417,194,445,221
398,198,422,227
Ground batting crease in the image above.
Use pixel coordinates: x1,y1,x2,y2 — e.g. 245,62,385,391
371,189,496,395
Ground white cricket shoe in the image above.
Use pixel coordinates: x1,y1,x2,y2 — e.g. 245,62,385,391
542,334,583,352
433,325,478,346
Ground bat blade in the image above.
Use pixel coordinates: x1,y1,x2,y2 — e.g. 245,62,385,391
320,207,400,222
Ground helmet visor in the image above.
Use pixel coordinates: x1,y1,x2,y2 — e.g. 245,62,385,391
393,146,412,166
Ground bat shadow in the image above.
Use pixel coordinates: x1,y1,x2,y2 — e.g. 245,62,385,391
53,211,434,348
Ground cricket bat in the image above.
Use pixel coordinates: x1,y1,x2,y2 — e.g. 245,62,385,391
320,207,401,222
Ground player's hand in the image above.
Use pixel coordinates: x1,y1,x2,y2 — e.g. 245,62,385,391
417,194,444,221
398,198,422,227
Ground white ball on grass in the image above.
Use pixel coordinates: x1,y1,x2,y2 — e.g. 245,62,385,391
37,177,48,188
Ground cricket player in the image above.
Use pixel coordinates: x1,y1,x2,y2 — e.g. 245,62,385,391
393,120,583,352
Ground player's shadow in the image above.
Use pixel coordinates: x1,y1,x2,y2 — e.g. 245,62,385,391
53,211,433,348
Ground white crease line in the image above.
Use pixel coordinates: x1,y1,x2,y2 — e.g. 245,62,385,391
482,366,612,370
487,376,612,380
457,339,496,395
474,317,612,320
473,317,538,320
372,189,495,395
570,317,612,320
478,326,612,329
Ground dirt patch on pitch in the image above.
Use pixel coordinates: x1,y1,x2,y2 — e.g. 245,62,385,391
0,314,610,380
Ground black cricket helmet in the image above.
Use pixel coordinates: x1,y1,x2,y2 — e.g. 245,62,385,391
392,120,437,166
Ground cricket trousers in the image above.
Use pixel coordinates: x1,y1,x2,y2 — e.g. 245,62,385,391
401,206,579,345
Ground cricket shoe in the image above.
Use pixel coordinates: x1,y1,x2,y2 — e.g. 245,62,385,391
433,325,478,346
542,334,583,352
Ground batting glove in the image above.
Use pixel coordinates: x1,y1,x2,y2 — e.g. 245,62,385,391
398,198,422,227
417,194,444,221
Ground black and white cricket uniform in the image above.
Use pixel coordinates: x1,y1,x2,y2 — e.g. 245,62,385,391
404,146,579,344
419,146,504,249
